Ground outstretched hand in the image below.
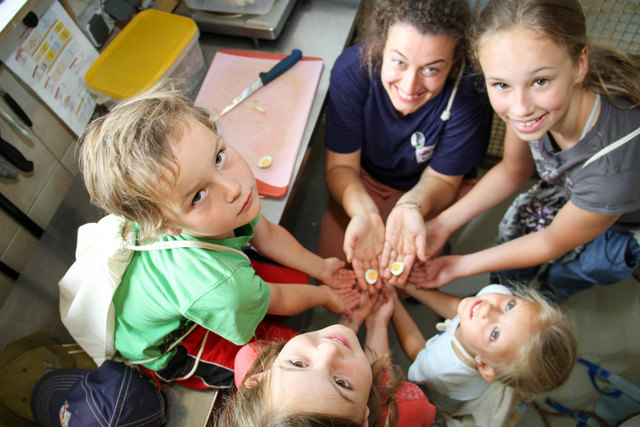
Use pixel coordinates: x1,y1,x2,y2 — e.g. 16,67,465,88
380,205,427,287
407,256,460,289
340,292,378,332
423,217,452,259
318,257,356,289
366,285,395,326
319,285,349,314
339,285,395,332
344,213,385,293
317,258,360,311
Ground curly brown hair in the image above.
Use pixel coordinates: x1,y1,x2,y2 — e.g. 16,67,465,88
359,0,472,76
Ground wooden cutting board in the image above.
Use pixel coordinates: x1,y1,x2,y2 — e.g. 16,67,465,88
194,50,323,198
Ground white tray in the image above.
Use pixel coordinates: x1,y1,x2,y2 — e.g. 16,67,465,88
184,0,275,15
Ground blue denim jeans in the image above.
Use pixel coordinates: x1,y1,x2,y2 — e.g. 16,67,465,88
492,230,640,300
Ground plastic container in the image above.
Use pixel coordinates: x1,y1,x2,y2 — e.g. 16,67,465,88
84,10,206,103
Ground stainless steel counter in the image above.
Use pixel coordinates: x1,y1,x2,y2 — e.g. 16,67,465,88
0,0,362,423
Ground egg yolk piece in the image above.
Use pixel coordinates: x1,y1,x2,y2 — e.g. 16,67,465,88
390,261,405,276
365,269,378,285
258,155,272,168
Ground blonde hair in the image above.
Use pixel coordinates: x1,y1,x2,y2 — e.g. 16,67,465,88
215,341,403,426
489,286,577,396
359,0,472,77
78,80,218,242
471,0,640,107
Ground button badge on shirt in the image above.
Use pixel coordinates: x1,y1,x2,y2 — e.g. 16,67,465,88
411,131,434,164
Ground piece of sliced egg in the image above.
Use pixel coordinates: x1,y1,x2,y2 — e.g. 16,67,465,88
258,155,272,168
364,269,378,285
390,261,405,276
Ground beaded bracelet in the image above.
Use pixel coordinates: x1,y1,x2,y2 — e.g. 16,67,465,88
394,201,421,210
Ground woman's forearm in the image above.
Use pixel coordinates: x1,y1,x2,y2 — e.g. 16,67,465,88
326,166,379,218
398,168,462,217
325,149,380,218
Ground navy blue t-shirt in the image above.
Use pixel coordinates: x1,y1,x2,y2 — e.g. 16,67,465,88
325,43,493,190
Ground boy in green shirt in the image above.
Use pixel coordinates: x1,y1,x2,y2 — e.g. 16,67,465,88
78,82,357,389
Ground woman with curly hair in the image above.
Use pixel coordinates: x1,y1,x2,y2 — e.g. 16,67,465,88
317,0,493,291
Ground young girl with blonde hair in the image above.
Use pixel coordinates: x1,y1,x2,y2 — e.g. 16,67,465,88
392,283,576,423
216,290,437,426
414,0,640,299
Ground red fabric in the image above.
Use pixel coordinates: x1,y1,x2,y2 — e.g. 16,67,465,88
143,321,298,390
382,381,437,427
249,257,310,284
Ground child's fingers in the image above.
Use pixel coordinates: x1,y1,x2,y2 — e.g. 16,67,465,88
338,268,356,283
341,289,362,310
351,258,369,290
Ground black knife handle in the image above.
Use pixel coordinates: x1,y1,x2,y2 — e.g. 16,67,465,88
0,135,33,172
3,93,33,128
259,49,303,85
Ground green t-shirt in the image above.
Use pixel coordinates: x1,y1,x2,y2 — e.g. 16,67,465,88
113,215,270,370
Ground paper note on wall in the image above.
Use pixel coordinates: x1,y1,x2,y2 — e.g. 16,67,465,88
0,0,98,136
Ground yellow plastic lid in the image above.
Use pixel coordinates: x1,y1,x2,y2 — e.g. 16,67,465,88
85,10,197,100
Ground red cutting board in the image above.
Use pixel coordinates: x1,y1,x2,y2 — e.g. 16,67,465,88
195,50,324,198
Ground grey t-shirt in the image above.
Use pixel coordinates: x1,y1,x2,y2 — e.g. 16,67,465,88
529,96,640,233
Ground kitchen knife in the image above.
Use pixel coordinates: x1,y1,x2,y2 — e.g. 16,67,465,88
220,49,303,117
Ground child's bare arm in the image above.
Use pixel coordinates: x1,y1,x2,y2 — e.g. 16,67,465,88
251,216,355,287
404,283,460,319
391,297,426,362
339,293,376,333
340,290,394,365
363,289,394,364
267,283,345,316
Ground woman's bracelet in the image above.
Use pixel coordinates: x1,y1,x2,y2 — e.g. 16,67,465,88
394,201,422,210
